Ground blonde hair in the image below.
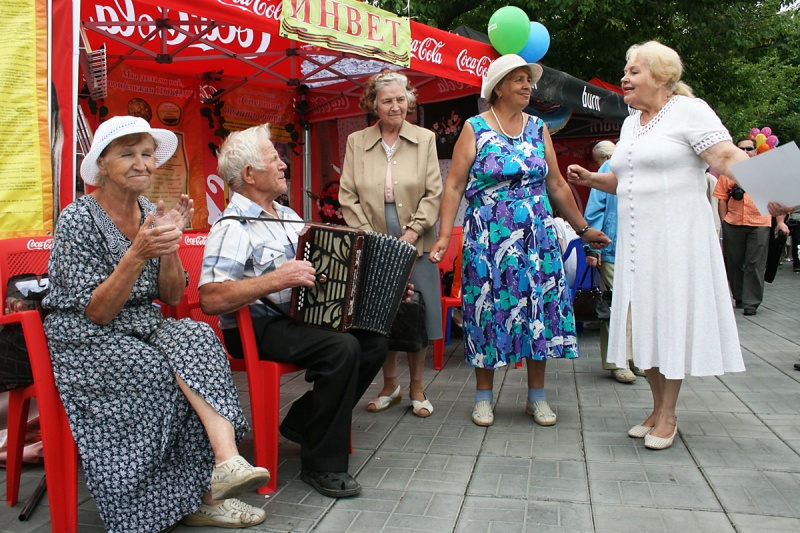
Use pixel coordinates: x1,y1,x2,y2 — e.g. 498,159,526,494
626,41,694,98
359,69,417,114
592,140,616,159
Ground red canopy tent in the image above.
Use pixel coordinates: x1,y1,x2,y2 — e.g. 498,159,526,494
77,0,499,223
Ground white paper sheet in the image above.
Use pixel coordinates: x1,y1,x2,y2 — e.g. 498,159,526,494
728,141,800,215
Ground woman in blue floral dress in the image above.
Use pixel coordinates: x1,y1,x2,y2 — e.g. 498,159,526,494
432,55,610,427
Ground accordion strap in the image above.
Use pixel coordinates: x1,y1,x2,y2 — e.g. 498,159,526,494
215,215,309,224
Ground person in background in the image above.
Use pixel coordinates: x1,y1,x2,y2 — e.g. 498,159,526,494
567,41,747,450
339,70,443,418
767,201,800,371
199,124,387,499
712,137,771,316
43,116,269,531
431,54,610,428
584,140,640,383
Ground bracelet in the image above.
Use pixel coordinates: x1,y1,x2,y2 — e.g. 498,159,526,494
577,225,590,236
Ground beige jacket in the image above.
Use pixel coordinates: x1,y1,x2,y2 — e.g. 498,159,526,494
339,120,442,255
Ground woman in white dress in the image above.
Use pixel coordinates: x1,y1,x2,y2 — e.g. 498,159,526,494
567,41,748,450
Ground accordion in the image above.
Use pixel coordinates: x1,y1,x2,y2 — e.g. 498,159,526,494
290,224,417,335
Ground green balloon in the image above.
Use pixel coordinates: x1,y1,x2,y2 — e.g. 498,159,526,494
488,7,531,55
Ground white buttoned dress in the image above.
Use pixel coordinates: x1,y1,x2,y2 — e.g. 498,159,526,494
606,96,745,379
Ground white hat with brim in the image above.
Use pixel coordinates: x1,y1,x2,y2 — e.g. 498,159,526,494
80,115,178,186
481,54,544,100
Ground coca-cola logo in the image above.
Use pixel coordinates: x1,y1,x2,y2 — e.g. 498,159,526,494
27,239,54,250
184,235,208,246
90,0,272,54
309,95,350,115
217,0,283,21
410,38,444,65
456,49,492,78
435,79,466,93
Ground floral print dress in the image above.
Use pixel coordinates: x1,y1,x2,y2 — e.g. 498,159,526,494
43,195,248,533
462,115,578,369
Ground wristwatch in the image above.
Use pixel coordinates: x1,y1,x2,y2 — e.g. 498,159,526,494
577,225,590,236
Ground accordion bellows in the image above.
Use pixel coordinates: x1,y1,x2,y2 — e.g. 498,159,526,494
290,224,417,335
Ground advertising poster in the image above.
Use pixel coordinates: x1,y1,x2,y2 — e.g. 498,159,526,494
0,0,53,238
197,80,295,226
81,64,204,227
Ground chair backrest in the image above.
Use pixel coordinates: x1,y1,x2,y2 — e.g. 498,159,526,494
0,237,54,314
174,231,223,334
438,227,463,298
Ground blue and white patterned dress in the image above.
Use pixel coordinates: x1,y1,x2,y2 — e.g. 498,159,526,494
462,115,578,369
43,195,248,533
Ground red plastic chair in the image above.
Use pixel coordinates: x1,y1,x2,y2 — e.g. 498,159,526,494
175,232,302,494
172,231,246,369
433,227,463,370
0,236,78,532
235,306,302,494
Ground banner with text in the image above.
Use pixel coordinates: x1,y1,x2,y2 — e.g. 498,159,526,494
84,0,498,88
280,0,411,67
0,0,53,238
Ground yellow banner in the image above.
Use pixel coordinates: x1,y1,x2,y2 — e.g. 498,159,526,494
280,0,411,67
0,0,53,238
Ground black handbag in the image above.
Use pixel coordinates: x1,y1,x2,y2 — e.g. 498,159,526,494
572,267,611,322
1,274,50,392
386,291,428,352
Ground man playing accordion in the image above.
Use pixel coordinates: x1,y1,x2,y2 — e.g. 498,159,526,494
199,124,387,498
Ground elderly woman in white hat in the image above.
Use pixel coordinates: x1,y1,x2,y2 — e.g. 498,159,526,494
430,55,609,428
43,116,269,531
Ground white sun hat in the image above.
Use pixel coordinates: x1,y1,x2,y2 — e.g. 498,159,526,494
80,115,178,186
481,54,544,100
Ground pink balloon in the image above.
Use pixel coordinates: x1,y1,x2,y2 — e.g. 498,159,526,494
750,128,761,138
767,135,779,147
762,126,772,137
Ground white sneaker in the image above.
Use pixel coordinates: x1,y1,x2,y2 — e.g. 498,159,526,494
181,498,266,528
526,400,557,426
211,455,270,500
471,401,494,426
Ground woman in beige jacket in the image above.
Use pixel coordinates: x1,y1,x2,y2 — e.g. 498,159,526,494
340,70,443,417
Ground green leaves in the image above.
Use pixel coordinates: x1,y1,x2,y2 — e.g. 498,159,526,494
376,0,800,141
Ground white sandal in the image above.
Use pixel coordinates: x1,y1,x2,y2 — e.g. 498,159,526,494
367,385,402,412
411,397,434,417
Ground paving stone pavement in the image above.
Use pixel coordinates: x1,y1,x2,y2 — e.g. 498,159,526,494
3,265,800,532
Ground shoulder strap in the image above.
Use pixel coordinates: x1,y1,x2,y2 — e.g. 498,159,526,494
215,215,309,225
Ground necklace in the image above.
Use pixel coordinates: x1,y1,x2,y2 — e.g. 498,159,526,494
490,107,524,140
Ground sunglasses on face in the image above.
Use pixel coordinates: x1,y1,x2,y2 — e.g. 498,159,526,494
739,146,755,152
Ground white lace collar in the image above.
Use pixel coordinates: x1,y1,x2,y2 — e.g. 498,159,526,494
632,95,681,138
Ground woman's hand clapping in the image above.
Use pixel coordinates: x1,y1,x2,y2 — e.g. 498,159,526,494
130,213,183,262
154,195,195,232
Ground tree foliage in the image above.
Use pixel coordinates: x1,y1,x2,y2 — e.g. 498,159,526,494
377,0,800,142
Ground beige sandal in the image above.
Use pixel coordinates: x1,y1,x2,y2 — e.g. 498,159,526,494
366,385,402,412
411,397,434,417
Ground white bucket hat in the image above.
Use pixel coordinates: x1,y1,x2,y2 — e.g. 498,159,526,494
80,116,178,186
481,54,544,100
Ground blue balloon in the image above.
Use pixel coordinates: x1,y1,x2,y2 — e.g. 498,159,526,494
518,21,550,63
